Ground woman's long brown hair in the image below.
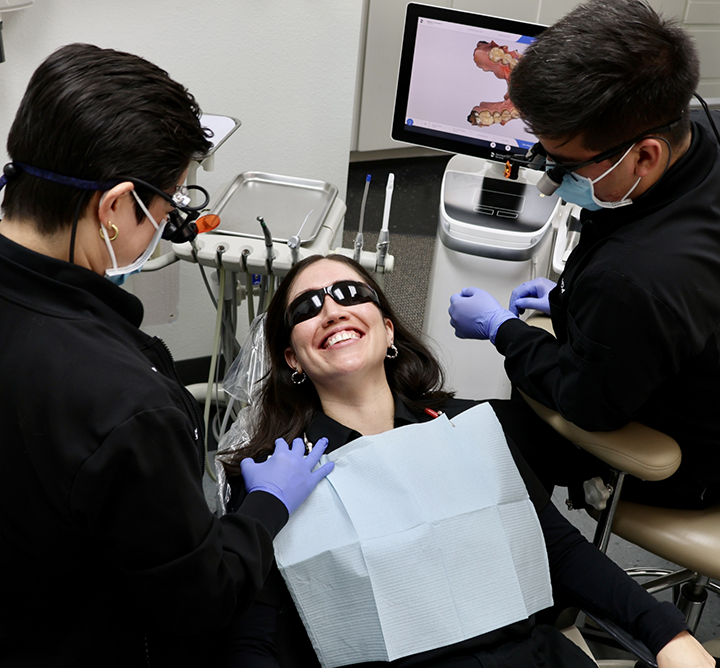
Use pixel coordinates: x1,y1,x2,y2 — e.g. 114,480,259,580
222,254,453,474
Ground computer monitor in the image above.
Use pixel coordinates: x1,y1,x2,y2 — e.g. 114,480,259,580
392,4,545,164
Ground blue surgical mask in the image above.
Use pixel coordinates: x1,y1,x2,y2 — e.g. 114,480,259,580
106,268,142,287
102,190,167,284
554,143,640,211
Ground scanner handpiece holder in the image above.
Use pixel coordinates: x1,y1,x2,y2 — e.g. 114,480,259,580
286,209,314,267
375,173,394,277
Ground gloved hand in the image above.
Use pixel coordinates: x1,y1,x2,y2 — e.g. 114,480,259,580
448,287,517,344
509,277,556,316
241,437,334,515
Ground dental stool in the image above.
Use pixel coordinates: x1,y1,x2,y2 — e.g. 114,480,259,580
522,315,720,661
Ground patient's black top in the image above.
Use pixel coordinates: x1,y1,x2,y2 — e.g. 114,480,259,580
222,398,687,668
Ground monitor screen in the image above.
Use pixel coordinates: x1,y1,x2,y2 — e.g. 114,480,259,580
392,4,545,163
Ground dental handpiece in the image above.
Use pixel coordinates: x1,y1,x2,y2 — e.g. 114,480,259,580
287,235,301,267
257,216,274,274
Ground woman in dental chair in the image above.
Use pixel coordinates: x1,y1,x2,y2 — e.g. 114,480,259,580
220,254,713,668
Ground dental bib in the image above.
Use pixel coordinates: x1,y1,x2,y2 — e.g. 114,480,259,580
274,403,553,668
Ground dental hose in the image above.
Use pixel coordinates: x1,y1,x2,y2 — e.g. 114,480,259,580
354,174,371,263
257,216,275,312
242,249,255,323
267,274,275,306
203,260,227,482
246,275,255,322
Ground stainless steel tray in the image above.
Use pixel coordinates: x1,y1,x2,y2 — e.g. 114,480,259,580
211,172,338,244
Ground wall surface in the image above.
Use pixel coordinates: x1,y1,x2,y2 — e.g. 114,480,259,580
0,1,364,361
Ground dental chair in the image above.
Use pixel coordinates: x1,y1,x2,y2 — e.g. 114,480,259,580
523,314,720,666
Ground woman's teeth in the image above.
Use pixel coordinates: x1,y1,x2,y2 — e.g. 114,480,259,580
325,330,360,348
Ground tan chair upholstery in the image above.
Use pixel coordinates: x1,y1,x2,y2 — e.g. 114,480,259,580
523,315,720,610
520,391,681,482
524,386,720,579
612,502,720,582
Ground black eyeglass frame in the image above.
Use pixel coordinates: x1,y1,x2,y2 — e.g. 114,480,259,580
526,117,682,173
118,176,210,244
285,280,381,328
505,117,684,195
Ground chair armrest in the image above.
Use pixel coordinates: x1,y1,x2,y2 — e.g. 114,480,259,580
522,315,681,481
519,390,681,481
525,314,556,335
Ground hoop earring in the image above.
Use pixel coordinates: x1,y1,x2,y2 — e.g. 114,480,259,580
99,222,119,241
386,344,398,359
291,370,306,385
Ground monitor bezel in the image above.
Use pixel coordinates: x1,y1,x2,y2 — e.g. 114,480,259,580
391,3,546,163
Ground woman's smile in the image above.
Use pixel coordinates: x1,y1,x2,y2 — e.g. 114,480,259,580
284,259,394,387
322,328,362,349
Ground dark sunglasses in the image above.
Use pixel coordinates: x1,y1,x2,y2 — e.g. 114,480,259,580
285,280,380,328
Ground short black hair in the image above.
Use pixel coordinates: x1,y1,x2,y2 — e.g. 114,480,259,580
3,43,213,233
508,0,700,151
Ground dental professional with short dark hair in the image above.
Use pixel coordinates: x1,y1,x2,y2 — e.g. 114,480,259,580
0,43,332,667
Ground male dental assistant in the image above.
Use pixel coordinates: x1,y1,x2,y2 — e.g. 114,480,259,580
448,0,720,510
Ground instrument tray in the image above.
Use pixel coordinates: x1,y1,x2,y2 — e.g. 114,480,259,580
210,171,338,244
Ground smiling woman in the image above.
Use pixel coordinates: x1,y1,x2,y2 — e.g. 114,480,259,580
283,261,395,417
229,253,452,468
218,254,706,668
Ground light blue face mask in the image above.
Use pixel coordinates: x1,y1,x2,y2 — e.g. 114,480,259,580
106,268,142,287
554,143,641,211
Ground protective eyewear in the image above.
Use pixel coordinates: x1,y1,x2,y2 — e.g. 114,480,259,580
285,280,380,328
505,117,683,195
0,162,218,245
122,177,213,244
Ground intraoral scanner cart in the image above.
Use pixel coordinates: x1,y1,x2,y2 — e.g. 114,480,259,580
423,156,563,400
391,4,573,401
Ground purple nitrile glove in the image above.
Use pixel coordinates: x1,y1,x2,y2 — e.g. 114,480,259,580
508,277,556,316
240,437,334,515
448,287,517,344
